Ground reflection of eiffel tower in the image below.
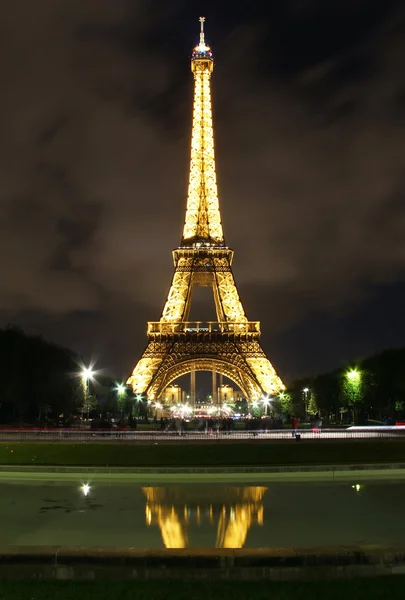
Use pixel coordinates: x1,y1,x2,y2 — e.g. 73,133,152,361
127,17,284,401
143,486,267,548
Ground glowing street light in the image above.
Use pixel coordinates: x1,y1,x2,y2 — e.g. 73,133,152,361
262,395,272,416
115,383,127,419
347,369,360,381
251,400,259,416
82,367,94,382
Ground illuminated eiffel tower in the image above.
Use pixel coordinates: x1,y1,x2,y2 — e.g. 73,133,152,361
127,18,284,401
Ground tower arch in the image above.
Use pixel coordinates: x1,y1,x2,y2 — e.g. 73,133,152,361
152,358,261,401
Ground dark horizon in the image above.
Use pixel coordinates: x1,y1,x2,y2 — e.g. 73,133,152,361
1,1,405,383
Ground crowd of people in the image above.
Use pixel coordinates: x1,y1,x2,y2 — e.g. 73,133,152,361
90,413,324,434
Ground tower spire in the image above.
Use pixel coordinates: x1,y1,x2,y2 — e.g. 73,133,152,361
199,16,205,46
182,17,224,246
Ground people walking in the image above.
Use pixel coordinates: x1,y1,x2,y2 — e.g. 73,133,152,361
292,416,299,437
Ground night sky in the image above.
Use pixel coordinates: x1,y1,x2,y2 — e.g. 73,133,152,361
1,0,405,383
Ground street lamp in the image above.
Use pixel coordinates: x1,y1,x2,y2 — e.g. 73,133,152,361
116,384,127,420
82,367,94,381
262,396,271,416
345,368,362,425
303,387,309,419
81,366,94,421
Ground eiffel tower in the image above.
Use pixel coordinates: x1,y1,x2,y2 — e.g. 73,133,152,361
127,18,285,402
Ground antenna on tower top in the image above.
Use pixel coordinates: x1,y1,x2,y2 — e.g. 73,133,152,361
199,16,205,45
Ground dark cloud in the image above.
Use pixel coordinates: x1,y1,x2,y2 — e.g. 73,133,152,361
0,0,404,379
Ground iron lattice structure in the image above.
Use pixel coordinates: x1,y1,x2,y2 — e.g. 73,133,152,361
127,18,285,400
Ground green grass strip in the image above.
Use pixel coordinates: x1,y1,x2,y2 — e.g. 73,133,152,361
0,439,404,467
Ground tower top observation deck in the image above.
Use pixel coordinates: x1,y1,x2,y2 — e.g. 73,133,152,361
191,16,213,65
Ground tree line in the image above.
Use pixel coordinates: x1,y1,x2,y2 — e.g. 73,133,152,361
280,347,405,424
0,325,138,426
0,325,404,425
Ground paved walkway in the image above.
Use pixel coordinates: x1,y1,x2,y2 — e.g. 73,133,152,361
1,463,405,481
0,428,403,443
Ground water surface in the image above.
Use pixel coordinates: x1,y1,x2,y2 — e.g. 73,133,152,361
1,479,404,548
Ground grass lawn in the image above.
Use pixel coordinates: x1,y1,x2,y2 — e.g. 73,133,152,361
1,578,405,600
0,439,404,467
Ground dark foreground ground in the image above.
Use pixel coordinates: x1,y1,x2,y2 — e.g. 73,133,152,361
1,578,405,600
1,439,405,467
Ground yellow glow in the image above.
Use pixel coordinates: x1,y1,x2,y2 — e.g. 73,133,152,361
127,357,162,394
194,42,210,53
146,504,152,526
143,486,267,548
183,42,222,244
143,488,187,548
246,357,285,397
126,21,285,400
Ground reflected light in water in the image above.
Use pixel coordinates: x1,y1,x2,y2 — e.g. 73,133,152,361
143,486,267,549
352,484,363,493
81,483,91,497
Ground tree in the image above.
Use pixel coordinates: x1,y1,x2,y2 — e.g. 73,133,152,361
81,391,98,420
362,348,405,421
0,326,83,425
311,371,341,423
306,391,318,417
341,369,363,424
273,392,292,417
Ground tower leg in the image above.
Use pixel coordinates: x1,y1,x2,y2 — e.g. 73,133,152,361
212,370,217,405
219,373,223,403
190,367,196,410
